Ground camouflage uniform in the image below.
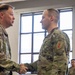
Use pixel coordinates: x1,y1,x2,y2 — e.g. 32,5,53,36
25,28,70,75
69,67,75,75
0,25,20,75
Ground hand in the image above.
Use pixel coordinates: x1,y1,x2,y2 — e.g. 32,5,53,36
19,64,28,74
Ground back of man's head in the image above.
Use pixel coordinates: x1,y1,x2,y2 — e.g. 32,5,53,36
47,8,59,23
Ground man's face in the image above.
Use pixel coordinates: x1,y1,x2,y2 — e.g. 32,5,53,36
71,60,75,67
40,10,50,30
2,7,15,28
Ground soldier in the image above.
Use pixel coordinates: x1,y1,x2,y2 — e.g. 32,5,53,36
69,59,75,75
24,8,70,75
0,4,27,75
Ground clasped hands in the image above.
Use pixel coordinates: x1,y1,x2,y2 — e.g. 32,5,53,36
19,64,28,74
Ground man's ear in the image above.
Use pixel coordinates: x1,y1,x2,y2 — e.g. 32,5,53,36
50,16,55,21
49,16,54,21
0,12,4,19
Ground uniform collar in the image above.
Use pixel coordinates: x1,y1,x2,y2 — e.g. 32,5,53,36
45,27,58,38
0,24,8,37
48,27,58,35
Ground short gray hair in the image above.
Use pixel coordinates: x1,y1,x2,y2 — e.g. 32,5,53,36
0,4,14,12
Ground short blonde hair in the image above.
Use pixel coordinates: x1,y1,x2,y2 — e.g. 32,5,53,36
47,8,59,23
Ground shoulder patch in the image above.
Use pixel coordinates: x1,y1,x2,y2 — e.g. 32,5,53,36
56,41,63,49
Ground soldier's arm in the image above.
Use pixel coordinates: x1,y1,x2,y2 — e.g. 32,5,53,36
24,60,38,72
50,32,70,69
0,33,20,73
63,32,70,57
0,59,20,72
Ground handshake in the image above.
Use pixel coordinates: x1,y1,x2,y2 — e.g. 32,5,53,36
19,64,28,74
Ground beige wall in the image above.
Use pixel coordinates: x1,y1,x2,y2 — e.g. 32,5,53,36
6,0,75,75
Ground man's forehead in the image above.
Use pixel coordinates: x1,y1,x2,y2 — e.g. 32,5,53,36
43,10,48,14
42,10,48,16
71,60,75,62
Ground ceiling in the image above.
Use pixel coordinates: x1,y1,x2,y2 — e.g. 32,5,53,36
0,0,26,3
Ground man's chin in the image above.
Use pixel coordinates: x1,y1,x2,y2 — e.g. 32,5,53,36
10,24,13,26
7,24,13,28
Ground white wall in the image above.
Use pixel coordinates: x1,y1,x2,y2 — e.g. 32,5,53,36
6,0,75,75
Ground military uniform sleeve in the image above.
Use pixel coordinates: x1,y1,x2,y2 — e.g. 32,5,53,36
50,32,70,70
25,60,37,72
0,59,20,72
0,32,20,72
63,32,70,58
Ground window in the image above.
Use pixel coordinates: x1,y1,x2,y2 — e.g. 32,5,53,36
19,12,45,65
19,8,73,72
